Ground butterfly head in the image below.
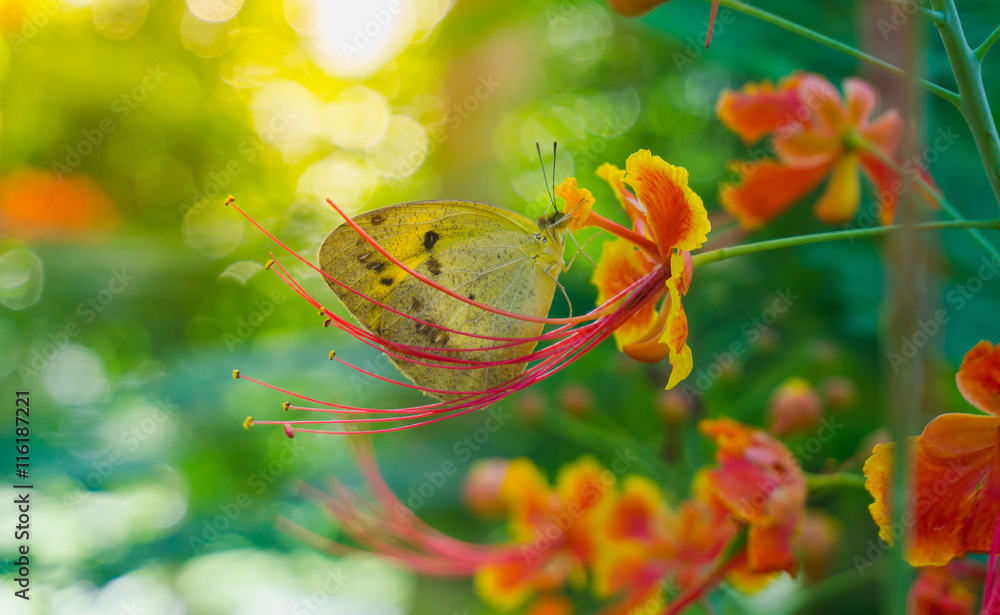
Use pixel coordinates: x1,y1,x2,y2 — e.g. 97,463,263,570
536,209,570,263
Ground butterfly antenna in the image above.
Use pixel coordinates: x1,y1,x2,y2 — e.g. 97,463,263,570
537,141,556,215
551,141,558,208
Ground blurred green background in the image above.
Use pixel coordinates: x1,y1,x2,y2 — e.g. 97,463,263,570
1,0,1000,613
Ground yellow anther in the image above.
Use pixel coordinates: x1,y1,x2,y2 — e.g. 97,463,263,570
264,259,274,270
243,416,253,429
233,369,240,379
282,401,291,412
323,318,332,328
224,195,235,206
318,306,326,316
329,350,336,360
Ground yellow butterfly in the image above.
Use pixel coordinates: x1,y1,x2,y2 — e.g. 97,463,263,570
318,200,571,399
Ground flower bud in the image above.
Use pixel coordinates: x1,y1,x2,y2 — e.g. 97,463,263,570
767,377,822,437
462,458,511,518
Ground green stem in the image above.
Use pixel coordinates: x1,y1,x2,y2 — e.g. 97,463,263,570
975,24,1000,62
804,471,867,493
929,0,1000,207
861,143,1000,263
711,0,961,107
691,219,1000,268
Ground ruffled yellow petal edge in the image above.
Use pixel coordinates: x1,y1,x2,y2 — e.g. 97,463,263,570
663,251,693,389
555,177,595,233
862,442,897,546
624,149,711,255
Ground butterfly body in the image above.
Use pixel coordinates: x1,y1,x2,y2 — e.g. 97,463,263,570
319,200,567,399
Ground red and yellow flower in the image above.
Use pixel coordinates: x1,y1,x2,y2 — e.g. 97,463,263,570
560,149,710,389
476,456,614,610
717,72,913,228
864,340,1000,566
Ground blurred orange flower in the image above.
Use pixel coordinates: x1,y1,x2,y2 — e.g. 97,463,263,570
561,149,710,389
0,168,117,242
908,567,976,615
717,73,914,228
699,417,806,575
476,457,614,610
864,340,1000,566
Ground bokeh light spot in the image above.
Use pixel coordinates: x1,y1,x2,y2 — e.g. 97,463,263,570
0,247,44,310
324,86,390,150
365,115,428,179
183,202,244,258
92,0,149,39
186,0,243,22
45,345,108,406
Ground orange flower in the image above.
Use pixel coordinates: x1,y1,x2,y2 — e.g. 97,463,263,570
476,457,615,609
565,149,709,389
717,73,911,228
864,340,1000,566
908,567,976,615
699,417,806,575
0,168,118,242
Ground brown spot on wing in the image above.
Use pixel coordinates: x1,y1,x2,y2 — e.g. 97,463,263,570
411,298,423,312
365,259,386,273
423,230,440,251
427,257,442,276
370,213,385,226
380,277,394,286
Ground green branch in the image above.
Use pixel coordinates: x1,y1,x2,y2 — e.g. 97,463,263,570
975,24,1000,62
711,0,961,107
805,471,867,493
691,219,1000,268
929,0,1000,208
862,144,1000,263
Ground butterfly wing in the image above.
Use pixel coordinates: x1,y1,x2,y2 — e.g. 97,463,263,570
318,200,563,399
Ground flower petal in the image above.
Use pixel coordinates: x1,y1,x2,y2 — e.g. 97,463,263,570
597,162,648,235
719,160,830,230
624,150,711,256
555,177,595,232
858,152,901,225
795,74,847,134
591,239,662,349
956,340,1000,416
663,251,693,389
813,154,861,224
864,413,1000,566
843,77,878,128
716,74,806,145
501,458,554,543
